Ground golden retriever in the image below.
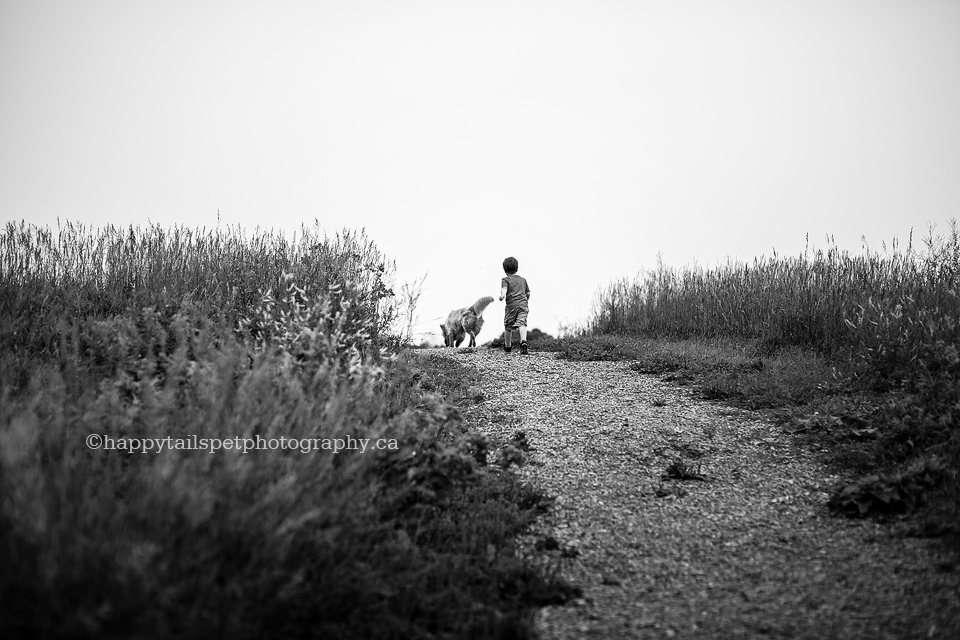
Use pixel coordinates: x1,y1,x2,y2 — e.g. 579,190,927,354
441,296,494,348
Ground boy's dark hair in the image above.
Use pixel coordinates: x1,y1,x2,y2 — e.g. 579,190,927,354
502,257,519,274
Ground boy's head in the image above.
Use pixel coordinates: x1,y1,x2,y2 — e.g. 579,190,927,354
502,256,519,274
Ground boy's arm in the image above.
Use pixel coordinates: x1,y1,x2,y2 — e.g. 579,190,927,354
499,283,508,301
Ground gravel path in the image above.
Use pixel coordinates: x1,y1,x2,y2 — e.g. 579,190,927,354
421,348,960,639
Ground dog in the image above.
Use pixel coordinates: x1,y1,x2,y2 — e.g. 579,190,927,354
441,296,494,348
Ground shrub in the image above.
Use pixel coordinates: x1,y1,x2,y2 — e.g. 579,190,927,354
485,328,554,349
0,222,570,639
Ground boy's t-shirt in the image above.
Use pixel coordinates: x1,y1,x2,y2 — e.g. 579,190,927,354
501,274,530,310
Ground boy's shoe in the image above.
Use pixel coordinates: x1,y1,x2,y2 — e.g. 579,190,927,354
520,341,528,355
504,345,512,353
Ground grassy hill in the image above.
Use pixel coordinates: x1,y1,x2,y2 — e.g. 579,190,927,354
0,220,571,639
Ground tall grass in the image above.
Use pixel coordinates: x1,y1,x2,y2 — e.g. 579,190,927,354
589,222,960,385
1,221,567,639
0,220,401,359
585,223,960,500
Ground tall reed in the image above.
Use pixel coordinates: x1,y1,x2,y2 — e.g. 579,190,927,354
589,223,960,383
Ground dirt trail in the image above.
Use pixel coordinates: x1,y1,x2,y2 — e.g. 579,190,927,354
427,348,959,639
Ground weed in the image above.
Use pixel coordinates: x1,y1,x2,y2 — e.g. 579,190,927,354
510,430,532,452
0,220,572,639
828,458,948,518
499,444,527,470
662,458,709,482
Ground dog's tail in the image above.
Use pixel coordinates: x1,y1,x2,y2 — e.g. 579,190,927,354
470,296,495,315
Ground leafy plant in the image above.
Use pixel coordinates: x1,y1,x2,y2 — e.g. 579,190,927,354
828,459,948,518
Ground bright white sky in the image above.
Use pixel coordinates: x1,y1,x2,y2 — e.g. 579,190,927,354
2,0,958,341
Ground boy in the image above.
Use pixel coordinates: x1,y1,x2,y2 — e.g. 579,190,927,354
499,256,531,354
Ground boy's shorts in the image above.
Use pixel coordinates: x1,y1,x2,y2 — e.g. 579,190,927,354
504,308,528,330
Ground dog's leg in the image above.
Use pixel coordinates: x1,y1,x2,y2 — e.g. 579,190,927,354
462,313,478,349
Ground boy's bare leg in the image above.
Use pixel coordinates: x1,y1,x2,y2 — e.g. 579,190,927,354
504,328,512,348
518,326,529,354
